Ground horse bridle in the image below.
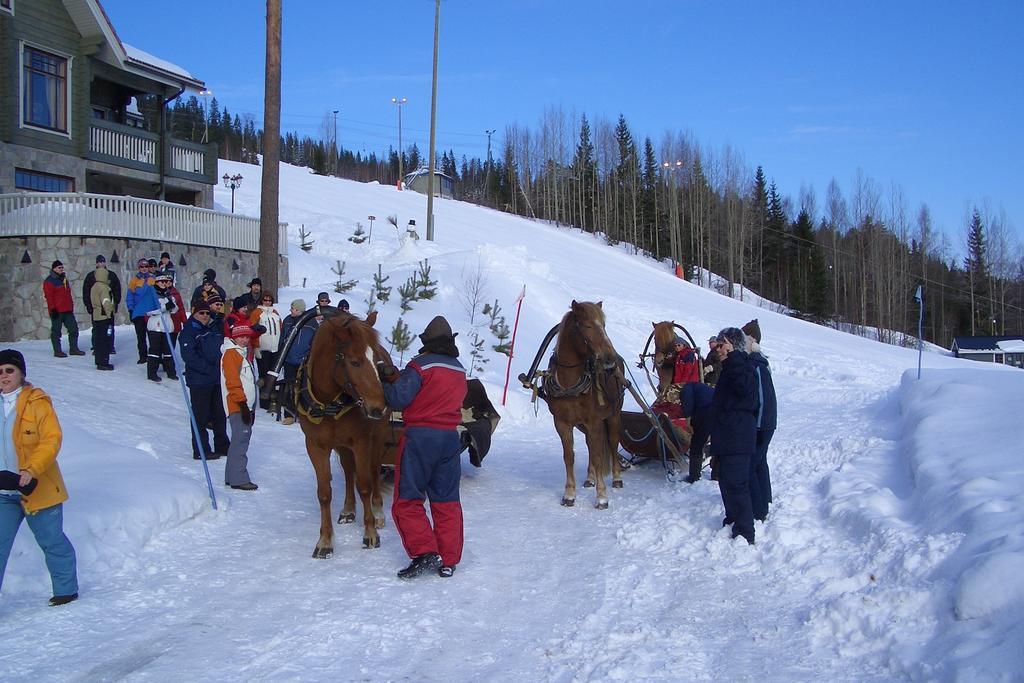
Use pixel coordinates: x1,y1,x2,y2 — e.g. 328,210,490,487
324,316,381,419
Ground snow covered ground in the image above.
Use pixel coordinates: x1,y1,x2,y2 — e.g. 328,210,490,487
1,160,1021,681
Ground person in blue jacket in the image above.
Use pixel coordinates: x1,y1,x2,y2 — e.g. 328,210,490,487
680,381,714,483
709,327,760,545
380,316,468,580
276,300,318,425
742,320,777,522
177,302,228,461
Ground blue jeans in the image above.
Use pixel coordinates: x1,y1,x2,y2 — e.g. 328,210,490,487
0,496,78,596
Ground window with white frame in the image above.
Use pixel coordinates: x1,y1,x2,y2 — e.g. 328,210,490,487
23,45,68,132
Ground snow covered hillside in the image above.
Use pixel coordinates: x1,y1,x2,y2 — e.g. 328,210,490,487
1,160,1021,681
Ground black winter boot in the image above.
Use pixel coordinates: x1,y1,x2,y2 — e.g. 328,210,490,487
147,358,162,382
397,552,440,579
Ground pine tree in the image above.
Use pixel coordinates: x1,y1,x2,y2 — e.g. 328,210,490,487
372,264,392,303
331,260,358,293
298,224,314,252
398,274,418,312
349,222,368,244
415,259,437,300
571,114,596,232
964,208,989,334
483,300,511,355
388,318,414,363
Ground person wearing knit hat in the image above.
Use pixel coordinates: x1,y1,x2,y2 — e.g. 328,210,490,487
42,260,84,358
337,299,350,311
745,321,777,523
156,252,175,283
133,270,179,382
220,321,259,490
708,326,758,545
0,348,79,606
126,258,155,364
191,268,227,310
316,292,331,306
82,253,121,364
741,319,762,344
384,315,467,579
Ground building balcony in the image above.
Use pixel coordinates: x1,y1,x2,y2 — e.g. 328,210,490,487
86,119,218,185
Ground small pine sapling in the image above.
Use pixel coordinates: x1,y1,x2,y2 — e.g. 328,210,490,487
349,222,368,244
298,225,315,252
397,273,418,312
484,299,512,355
467,332,489,378
364,289,377,314
373,264,392,303
388,317,414,364
415,259,437,300
331,260,358,293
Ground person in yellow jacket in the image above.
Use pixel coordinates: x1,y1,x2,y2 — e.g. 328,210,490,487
0,349,78,606
221,325,259,491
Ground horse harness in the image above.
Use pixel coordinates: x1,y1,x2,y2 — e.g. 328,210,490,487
294,319,375,425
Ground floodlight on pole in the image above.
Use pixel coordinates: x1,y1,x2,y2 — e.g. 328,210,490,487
199,89,213,144
391,97,407,189
332,109,339,175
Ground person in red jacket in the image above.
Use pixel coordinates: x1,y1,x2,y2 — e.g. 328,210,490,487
381,316,468,580
672,336,701,385
42,261,84,358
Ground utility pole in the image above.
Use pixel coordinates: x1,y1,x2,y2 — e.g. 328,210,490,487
259,0,282,294
426,0,440,241
484,128,495,204
332,109,339,176
391,97,407,189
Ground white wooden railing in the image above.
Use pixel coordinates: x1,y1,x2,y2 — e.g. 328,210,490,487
0,193,288,254
90,121,157,166
170,143,205,174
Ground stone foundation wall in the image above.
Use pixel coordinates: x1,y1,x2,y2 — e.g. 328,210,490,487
0,235,289,342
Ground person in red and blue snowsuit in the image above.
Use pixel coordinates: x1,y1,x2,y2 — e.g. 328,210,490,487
381,316,467,580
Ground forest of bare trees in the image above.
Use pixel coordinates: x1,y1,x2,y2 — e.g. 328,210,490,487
160,97,1023,349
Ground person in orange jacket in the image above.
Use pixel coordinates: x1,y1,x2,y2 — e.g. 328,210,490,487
220,325,259,491
0,349,79,606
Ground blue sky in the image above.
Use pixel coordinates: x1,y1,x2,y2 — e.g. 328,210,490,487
102,0,1023,245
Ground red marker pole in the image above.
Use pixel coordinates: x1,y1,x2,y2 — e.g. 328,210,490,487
502,285,526,406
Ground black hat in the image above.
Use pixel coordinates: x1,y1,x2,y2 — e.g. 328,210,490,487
204,268,217,281
51,260,63,270
232,295,250,311
0,349,26,376
317,292,330,302
206,294,225,306
193,301,211,313
96,254,107,264
160,251,171,260
741,319,762,344
338,299,350,310
147,258,158,268
419,316,455,343
248,277,262,287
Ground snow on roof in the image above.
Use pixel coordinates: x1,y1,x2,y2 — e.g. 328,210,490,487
404,167,453,181
123,43,199,84
997,339,1024,353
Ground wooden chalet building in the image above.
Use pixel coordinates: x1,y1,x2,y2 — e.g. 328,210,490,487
952,336,1024,369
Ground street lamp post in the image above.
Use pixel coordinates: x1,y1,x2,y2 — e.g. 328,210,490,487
391,97,407,189
222,173,243,213
332,109,339,176
199,89,213,144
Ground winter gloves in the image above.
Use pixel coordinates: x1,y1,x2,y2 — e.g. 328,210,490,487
164,301,175,312
376,361,398,383
238,403,255,426
0,470,39,495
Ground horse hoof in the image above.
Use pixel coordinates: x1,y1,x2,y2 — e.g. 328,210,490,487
612,480,623,489
583,480,595,488
312,547,333,559
560,497,575,507
337,512,356,524
595,500,609,510
363,537,380,549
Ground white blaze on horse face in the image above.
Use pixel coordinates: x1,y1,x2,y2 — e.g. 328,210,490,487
366,347,382,387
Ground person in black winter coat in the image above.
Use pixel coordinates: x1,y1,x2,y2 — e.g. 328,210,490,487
709,327,759,544
742,320,777,522
680,381,714,483
82,255,121,353
190,269,227,309
276,300,318,424
177,303,228,460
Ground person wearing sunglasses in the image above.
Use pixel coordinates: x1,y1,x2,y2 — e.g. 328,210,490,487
0,349,79,607
42,261,84,359
177,303,228,461
126,259,155,364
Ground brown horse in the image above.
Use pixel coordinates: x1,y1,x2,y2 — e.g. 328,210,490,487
542,300,625,509
296,311,397,558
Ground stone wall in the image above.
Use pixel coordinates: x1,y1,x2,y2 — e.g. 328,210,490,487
0,235,289,342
